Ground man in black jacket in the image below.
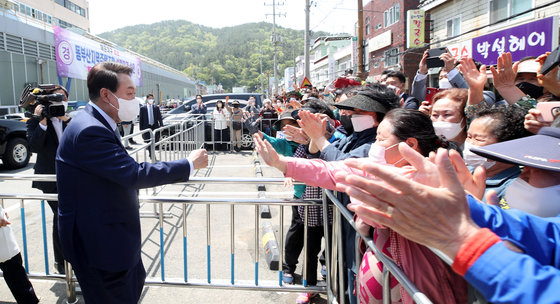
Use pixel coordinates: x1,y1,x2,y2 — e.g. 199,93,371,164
26,85,70,274
385,70,420,110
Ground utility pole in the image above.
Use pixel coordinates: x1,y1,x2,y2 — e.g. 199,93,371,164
304,0,311,80
357,0,365,80
265,0,285,97
259,47,264,94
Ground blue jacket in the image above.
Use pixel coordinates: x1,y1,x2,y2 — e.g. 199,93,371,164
466,196,560,303
56,105,192,272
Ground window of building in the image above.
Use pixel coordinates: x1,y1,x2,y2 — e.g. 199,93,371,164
55,0,64,6
384,48,399,67
446,16,461,38
365,16,370,35
384,3,400,27
489,0,532,23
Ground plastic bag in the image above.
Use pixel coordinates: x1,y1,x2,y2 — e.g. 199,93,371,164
0,206,20,263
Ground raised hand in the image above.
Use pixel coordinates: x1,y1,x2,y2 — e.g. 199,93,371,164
242,112,261,135
338,147,480,260
297,110,327,141
490,52,524,104
419,49,429,75
283,125,310,145
253,133,287,173
188,149,208,170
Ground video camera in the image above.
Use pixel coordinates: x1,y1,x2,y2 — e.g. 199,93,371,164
19,84,68,119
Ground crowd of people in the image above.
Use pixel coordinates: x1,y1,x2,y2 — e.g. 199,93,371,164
1,47,559,304
252,49,560,304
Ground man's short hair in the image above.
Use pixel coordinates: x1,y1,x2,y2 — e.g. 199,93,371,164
146,93,154,99
87,62,133,101
386,71,406,84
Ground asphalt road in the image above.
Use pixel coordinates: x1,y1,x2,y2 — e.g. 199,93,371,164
0,141,329,304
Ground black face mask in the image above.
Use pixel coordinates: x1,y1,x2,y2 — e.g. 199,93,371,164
340,115,354,135
516,82,544,99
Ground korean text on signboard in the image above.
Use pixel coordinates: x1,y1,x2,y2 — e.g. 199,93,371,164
54,26,142,86
472,17,555,65
407,10,425,49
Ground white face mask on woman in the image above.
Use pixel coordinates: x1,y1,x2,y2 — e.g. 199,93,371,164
463,141,496,170
109,92,140,122
351,114,376,132
504,177,560,217
433,118,464,140
368,142,403,166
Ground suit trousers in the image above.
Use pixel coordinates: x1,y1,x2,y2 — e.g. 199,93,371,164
0,253,39,304
72,258,146,304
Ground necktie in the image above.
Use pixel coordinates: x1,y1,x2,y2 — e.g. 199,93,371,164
148,105,154,126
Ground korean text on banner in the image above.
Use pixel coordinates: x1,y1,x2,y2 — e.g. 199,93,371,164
407,10,425,49
54,26,143,86
472,17,557,65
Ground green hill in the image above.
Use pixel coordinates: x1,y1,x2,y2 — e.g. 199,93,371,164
99,20,330,91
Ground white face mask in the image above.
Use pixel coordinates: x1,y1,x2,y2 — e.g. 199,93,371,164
368,142,402,165
433,118,464,140
504,178,560,217
147,98,154,104
439,77,453,89
351,114,375,132
109,92,140,122
463,141,496,170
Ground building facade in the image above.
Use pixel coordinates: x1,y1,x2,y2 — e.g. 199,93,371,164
420,0,560,84
309,36,352,88
3,0,89,32
363,0,425,88
0,2,196,114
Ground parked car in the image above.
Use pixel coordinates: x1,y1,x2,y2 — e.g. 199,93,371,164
162,93,263,150
0,119,31,169
0,113,29,122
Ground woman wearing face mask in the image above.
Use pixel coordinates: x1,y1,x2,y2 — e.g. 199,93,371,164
254,108,467,304
212,100,230,151
470,117,560,218
429,88,468,147
463,106,531,202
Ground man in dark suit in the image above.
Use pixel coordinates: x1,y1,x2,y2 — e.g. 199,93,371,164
139,93,163,143
385,70,421,110
56,62,208,303
26,84,69,275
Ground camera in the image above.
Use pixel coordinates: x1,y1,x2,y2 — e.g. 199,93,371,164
19,84,68,119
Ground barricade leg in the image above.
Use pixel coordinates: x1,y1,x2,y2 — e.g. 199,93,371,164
65,262,77,304
230,204,235,285
40,200,50,274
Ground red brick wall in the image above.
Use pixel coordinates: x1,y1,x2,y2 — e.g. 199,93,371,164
363,0,426,91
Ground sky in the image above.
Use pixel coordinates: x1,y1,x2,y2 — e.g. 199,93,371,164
88,0,359,36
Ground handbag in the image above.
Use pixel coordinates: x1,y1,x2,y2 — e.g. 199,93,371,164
0,207,20,263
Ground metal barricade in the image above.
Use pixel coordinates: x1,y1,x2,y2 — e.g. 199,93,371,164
322,189,434,304
0,173,435,304
0,175,328,303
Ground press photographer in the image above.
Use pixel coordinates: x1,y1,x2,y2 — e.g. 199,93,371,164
22,84,70,274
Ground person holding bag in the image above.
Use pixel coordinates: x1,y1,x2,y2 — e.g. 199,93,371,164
0,205,40,303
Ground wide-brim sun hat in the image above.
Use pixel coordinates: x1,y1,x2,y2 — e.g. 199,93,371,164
471,126,560,172
273,110,296,131
335,93,390,113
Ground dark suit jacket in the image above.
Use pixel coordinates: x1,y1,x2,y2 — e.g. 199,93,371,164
402,93,420,110
27,117,69,193
56,104,191,272
139,104,163,130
